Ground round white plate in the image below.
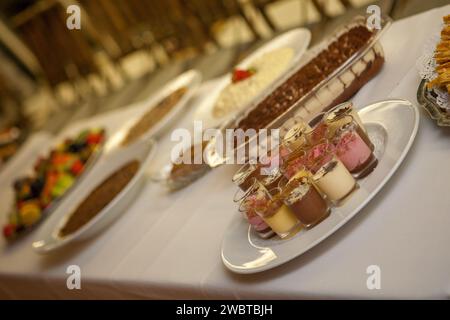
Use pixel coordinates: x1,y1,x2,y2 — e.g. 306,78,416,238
32,139,157,254
109,69,202,149
221,99,419,274
193,28,311,129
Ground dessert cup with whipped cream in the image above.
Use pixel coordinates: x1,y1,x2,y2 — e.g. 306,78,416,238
280,176,330,229
326,102,365,131
253,182,302,239
232,163,262,192
313,156,358,206
333,121,378,178
280,116,311,152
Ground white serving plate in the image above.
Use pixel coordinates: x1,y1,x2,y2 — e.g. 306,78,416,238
32,139,156,254
221,99,419,274
193,28,311,129
108,69,201,149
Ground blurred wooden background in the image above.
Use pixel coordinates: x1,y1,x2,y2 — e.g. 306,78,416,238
0,0,447,133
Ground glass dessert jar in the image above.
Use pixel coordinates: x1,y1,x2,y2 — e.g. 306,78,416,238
325,102,366,133
313,157,358,206
239,191,275,239
303,142,336,174
260,167,285,195
280,116,311,152
232,163,262,191
280,176,330,228
333,121,378,178
324,108,374,151
304,120,330,147
253,183,302,239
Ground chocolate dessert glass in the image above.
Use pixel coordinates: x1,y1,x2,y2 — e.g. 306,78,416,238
232,163,262,192
280,176,330,229
261,168,285,195
333,121,378,179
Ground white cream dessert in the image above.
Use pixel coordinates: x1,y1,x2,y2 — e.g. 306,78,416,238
213,47,294,118
313,158,357,204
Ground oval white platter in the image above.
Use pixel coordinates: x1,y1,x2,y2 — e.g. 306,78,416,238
108,69,201,149
32,139,157,253
221,99,419,274
193,28,311,129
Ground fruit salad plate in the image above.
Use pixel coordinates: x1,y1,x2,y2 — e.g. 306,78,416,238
1,128,106,241
221,99,419,274
193,28,311,129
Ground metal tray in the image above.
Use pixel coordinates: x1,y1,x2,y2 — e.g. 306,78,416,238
417,79,450,126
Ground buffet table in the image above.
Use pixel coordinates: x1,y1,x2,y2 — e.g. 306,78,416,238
1,5,450,299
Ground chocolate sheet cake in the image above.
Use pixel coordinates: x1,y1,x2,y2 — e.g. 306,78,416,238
236,25,384,131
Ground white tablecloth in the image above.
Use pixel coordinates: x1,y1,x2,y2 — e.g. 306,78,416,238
1,5,450,299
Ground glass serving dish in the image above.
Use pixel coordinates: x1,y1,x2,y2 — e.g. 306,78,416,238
417,79,450,126
205,15,392,168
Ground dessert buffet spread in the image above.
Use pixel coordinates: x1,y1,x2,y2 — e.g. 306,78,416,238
0,10,428,279
417,14,450,126
212,48,294,118
232,102,377,240
2,128,105,240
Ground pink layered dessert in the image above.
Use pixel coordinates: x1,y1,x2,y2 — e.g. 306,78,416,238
335,131,376,175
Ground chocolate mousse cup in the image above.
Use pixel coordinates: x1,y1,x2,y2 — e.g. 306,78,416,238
282,177,330,228
261,168,285,195
232,163,262,192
